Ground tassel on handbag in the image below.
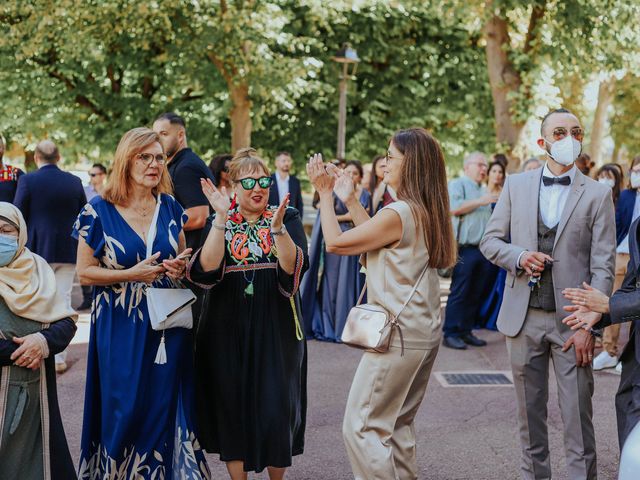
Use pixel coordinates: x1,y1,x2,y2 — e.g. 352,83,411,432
154,331,167,365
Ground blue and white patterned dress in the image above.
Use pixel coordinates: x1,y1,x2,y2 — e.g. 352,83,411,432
73,193,210,479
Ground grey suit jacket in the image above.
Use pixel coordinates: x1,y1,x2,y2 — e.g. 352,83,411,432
479,167,616,337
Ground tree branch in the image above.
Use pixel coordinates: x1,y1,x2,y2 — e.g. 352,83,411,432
107,65,121,93
524,2,546,55
180,88,204,102
207,51,237,85
142,76,157,99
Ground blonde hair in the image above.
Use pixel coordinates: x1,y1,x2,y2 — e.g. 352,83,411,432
102,127,173,205
228,147,271,182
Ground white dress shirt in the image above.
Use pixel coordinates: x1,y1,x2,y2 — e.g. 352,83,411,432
516,163,577,269
617,191,640,254
276,172,290,204
539,163,577,228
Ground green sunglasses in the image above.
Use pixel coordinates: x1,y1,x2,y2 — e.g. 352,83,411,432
238,176,273,190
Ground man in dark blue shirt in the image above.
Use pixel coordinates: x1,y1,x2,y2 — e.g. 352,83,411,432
14,140,86,373
0,138,24,204
153,112,214,250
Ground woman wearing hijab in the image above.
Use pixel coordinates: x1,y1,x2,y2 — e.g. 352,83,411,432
0,202,78,479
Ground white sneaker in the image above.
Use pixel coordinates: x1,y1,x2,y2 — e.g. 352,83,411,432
592,351,618,370
615,361,622,374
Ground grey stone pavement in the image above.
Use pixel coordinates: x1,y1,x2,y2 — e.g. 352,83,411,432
58,283,625,479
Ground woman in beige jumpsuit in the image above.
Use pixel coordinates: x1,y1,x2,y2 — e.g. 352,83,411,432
307,128,456,479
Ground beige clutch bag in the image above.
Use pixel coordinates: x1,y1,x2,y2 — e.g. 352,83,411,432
341,264,428,355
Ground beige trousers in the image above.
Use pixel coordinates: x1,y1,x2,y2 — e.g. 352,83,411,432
342,344,439,480
603,253,630,356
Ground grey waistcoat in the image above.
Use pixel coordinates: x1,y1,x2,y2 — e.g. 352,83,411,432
529,211,557,312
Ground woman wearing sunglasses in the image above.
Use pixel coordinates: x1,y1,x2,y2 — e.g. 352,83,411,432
188,148,308,480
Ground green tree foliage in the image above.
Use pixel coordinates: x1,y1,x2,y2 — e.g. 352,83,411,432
1,0,638,173
611,74,640,161
0,1,495,168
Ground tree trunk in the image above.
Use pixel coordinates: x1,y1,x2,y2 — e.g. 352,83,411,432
229,82,252,152
483,15,525,158
589,76,616,166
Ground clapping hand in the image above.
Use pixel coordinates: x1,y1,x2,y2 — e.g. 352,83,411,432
306,153,336,194
563,282,610,314
271,193,290,231
163,248,193,280
332,165,356,204
562,304,602,331
201,178,231,216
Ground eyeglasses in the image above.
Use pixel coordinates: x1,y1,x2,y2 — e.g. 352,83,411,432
238,176,273,190
551,127,584,142
88,172,104,177
222,164,230,173
136,153,166,165
468,161,488,169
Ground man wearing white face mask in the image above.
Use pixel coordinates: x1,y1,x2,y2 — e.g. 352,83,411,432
481,108,616,480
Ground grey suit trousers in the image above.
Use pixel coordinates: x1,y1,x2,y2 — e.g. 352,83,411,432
507,308,596,480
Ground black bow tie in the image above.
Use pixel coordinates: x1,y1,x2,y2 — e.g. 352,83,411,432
542,175,571,187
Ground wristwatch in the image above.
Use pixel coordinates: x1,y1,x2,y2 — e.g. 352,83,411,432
271,225,287,236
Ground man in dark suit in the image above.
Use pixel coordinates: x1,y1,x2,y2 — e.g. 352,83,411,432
268,151,304,216
563,216,640,451
14,140,86,372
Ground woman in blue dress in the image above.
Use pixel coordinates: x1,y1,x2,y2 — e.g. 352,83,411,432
74,128,210,479
478,160,506,330
301,160,372,341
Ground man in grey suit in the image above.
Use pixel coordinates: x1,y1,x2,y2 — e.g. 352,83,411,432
480,108,616,480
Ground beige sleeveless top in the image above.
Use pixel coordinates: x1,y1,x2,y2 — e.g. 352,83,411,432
365,201,442,349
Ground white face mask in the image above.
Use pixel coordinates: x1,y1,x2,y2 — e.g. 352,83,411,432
631,172,640,189
546,135,582,166
598,178,615,189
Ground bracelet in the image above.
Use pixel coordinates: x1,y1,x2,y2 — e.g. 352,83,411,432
584,326,602,338
212,222,226,231
271,225,287,236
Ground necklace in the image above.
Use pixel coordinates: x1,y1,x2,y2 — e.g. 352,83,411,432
133,198,154,217
243,268,255,296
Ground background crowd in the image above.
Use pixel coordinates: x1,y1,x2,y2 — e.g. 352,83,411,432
1,107,640,480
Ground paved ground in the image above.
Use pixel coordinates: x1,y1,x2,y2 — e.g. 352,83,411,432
58,309,624,479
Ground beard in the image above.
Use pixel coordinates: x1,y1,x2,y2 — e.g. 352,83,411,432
165,139,180,159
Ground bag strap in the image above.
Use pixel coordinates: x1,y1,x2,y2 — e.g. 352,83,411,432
145,196,163,259
354,262,429,320
395,263,429,319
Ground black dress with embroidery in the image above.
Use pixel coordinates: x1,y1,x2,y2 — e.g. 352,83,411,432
188,206,309,473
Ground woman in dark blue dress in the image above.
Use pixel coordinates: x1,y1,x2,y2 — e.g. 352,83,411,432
74,128,210,479
478,160,506,330
301,161,372,341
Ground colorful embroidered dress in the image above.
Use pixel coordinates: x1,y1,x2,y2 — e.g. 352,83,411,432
188,205,308,473
73,194,210,480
